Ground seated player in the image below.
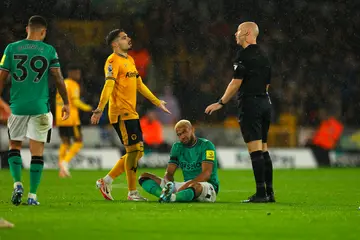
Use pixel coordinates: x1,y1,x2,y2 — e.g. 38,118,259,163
56,64,92,177
138,120,220,203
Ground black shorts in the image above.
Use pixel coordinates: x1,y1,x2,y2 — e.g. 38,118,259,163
238,96,271,143
58,126,82,140
112,119,143,146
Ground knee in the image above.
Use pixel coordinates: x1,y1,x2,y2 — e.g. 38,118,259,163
188,182,203,196
61,137,71,145
126,142,143,153
138,172,153,186
9,141,22,150
138,150,144,159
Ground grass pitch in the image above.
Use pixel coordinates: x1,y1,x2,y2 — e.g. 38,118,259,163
0,168,359,240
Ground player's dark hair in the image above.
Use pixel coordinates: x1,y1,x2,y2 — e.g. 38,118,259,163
67,63,82,72
106,29,125,46
28,15,47,29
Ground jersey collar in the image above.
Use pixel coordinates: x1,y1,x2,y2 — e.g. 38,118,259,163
116,53,128,59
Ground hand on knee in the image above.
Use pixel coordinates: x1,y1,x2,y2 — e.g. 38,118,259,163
138,172,152,185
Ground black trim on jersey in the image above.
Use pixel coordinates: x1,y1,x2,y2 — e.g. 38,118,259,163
50,59,59,65
105,77,116,81
203,160,215,164
116,53,128,59
0,67,10,72
49,66,60,69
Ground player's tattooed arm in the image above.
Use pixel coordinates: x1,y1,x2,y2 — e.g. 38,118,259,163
164,163,177,182
192,162,213,182
50,68,69,105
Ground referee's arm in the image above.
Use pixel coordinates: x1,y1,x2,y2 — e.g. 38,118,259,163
219,78,243,104
205,63,244,115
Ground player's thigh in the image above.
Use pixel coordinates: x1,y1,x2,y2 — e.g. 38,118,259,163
261,103,271,144
113,119,143,146
72,125,82,142
58,127,72,144
27,112,53,143
239,108,262,144
196,182,217,203
7,114,30,142
29,139,45,156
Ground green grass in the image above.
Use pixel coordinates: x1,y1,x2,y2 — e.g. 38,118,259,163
0,168,359,240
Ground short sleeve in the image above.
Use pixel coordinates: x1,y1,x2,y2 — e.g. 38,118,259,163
202,141,216,163
0,44,12,71
104,59,120,81
49,47,60,68
168,143,179,165
233,61,246,79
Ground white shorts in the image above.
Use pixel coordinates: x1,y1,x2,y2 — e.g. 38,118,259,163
160,179,217,203
7,112,53,143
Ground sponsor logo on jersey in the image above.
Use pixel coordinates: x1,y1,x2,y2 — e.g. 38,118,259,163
125,71,137,78
179,161,202,171
206,150,215,161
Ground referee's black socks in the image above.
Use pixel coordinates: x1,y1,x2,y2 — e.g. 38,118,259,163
250,151,266,197
263,151,274,195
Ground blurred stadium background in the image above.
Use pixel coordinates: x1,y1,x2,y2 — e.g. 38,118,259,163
1,0,360,169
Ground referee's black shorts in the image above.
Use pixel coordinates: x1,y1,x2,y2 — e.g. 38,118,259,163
238,96,271,143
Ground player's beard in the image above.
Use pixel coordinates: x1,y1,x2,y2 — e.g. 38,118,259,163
184,135,197,147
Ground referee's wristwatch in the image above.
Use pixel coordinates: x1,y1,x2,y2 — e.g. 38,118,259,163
218,99,225,106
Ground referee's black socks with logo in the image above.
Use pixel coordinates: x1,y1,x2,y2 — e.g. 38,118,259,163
263,151,274,195
250,151,266,197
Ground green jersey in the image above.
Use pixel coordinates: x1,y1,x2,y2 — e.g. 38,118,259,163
169,138,220,193
0,39,60,115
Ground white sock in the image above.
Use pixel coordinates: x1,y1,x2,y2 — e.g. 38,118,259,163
170,194,176,202
128,190,138,195
103,175,113,184
28,193,37,199
61,161,69,170
13,182,22,188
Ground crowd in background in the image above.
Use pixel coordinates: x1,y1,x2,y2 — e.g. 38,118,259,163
0,0,359,127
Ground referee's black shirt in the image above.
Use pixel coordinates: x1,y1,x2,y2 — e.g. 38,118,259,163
233,44,271,101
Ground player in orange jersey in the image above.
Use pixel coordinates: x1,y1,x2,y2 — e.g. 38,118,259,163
56,64,92,177
91,29,171,201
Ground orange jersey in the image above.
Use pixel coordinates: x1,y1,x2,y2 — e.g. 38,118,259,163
56,78,91,126
103,53,160,123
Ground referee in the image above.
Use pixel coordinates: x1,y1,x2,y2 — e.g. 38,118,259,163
205,22,274,203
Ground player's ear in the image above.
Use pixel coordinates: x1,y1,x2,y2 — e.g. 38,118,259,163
26,26,29,34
